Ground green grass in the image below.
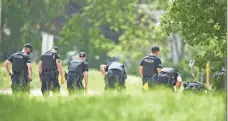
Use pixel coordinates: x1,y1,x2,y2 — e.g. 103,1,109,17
0,63,226,121
0,90,225,121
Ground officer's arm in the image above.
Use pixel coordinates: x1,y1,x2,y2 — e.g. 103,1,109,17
3,60,11,75
56,59,64,80
38,61,42,73
26,56,33,80
27,63,33,80
139,58,144,77
175,74,182,88
139,66,143,77
100,64,107,76
84,71,88,89
157,59,162,73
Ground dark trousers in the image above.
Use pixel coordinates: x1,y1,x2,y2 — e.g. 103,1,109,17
11,72,30,94
41,71,60,96
143,74,174,91
67,73,84,95
105,70,126,91
142,76,154,86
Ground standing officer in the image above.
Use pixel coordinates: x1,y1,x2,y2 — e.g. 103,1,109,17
100,62,127,91
66,52,88,95
38,46,65,96
3,43,33,94
139,46,162,90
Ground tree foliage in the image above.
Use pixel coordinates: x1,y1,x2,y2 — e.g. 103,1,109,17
160,0,226,89
1,0,66,59
61,0,170,71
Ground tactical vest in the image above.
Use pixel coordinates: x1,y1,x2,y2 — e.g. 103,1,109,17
155,68,179,86
142,56,157,77
41,51,57,70
155,72,176,86
108,62,124,72
12,52,27,73
68,59,84,73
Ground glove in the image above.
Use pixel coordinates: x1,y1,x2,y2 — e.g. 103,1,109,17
61,78,65,84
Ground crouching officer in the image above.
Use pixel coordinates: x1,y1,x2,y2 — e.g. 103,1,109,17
139,46,162,90
100,62,127,91
153,67,182,90
38,46,65,96
66,52,88,95
3,43,33,94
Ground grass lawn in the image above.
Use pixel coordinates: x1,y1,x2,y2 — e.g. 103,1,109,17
0,63,226,121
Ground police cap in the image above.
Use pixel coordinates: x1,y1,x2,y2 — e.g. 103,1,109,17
79,52,87,57
52,46,59,53
151,46,160,52
24,43,33,52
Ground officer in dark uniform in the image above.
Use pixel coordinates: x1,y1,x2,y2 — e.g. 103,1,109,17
3,43,33,94
66,52,88,95
100,62,127,91
139,46,162,90
38,46,65,96
153,67,182,90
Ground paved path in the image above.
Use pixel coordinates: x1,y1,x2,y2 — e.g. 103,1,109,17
0,88,102,96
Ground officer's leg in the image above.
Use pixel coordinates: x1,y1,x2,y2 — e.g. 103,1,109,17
107,75,116,91
148,77,154,90
22,73,30,95
118,75,126,92
52,73,60,96
11,74,21,94
67,74,74,95
104,75,109,90
41,74,51,96
142,77,148,91
75,76,84,95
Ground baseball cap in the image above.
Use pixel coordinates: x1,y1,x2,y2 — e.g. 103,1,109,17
52,46,59,52
79,52,87,57
151,46,160,52
24,43,33,52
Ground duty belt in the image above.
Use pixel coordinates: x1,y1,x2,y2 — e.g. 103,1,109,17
68,71,82,75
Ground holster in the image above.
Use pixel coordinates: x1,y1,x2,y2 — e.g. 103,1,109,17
65,72,68,80
10,74,14,80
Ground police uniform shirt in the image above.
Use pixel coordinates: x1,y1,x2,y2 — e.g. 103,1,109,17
8,51,31,73
161,67,180,81
140,55,162,76
105,62,125,72
40,50,60,70
68,59,88,73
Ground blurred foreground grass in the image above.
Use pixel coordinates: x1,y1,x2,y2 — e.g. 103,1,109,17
0,89,225,121
0,63,226,121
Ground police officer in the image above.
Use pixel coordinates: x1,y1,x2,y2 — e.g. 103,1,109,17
3,43,33,94
139,46,162,90
100,62,127,91
153,67,182,90
38,46,65,96
66,52,88,95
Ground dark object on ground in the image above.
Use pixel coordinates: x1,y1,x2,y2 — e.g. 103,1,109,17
183,82,207,92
